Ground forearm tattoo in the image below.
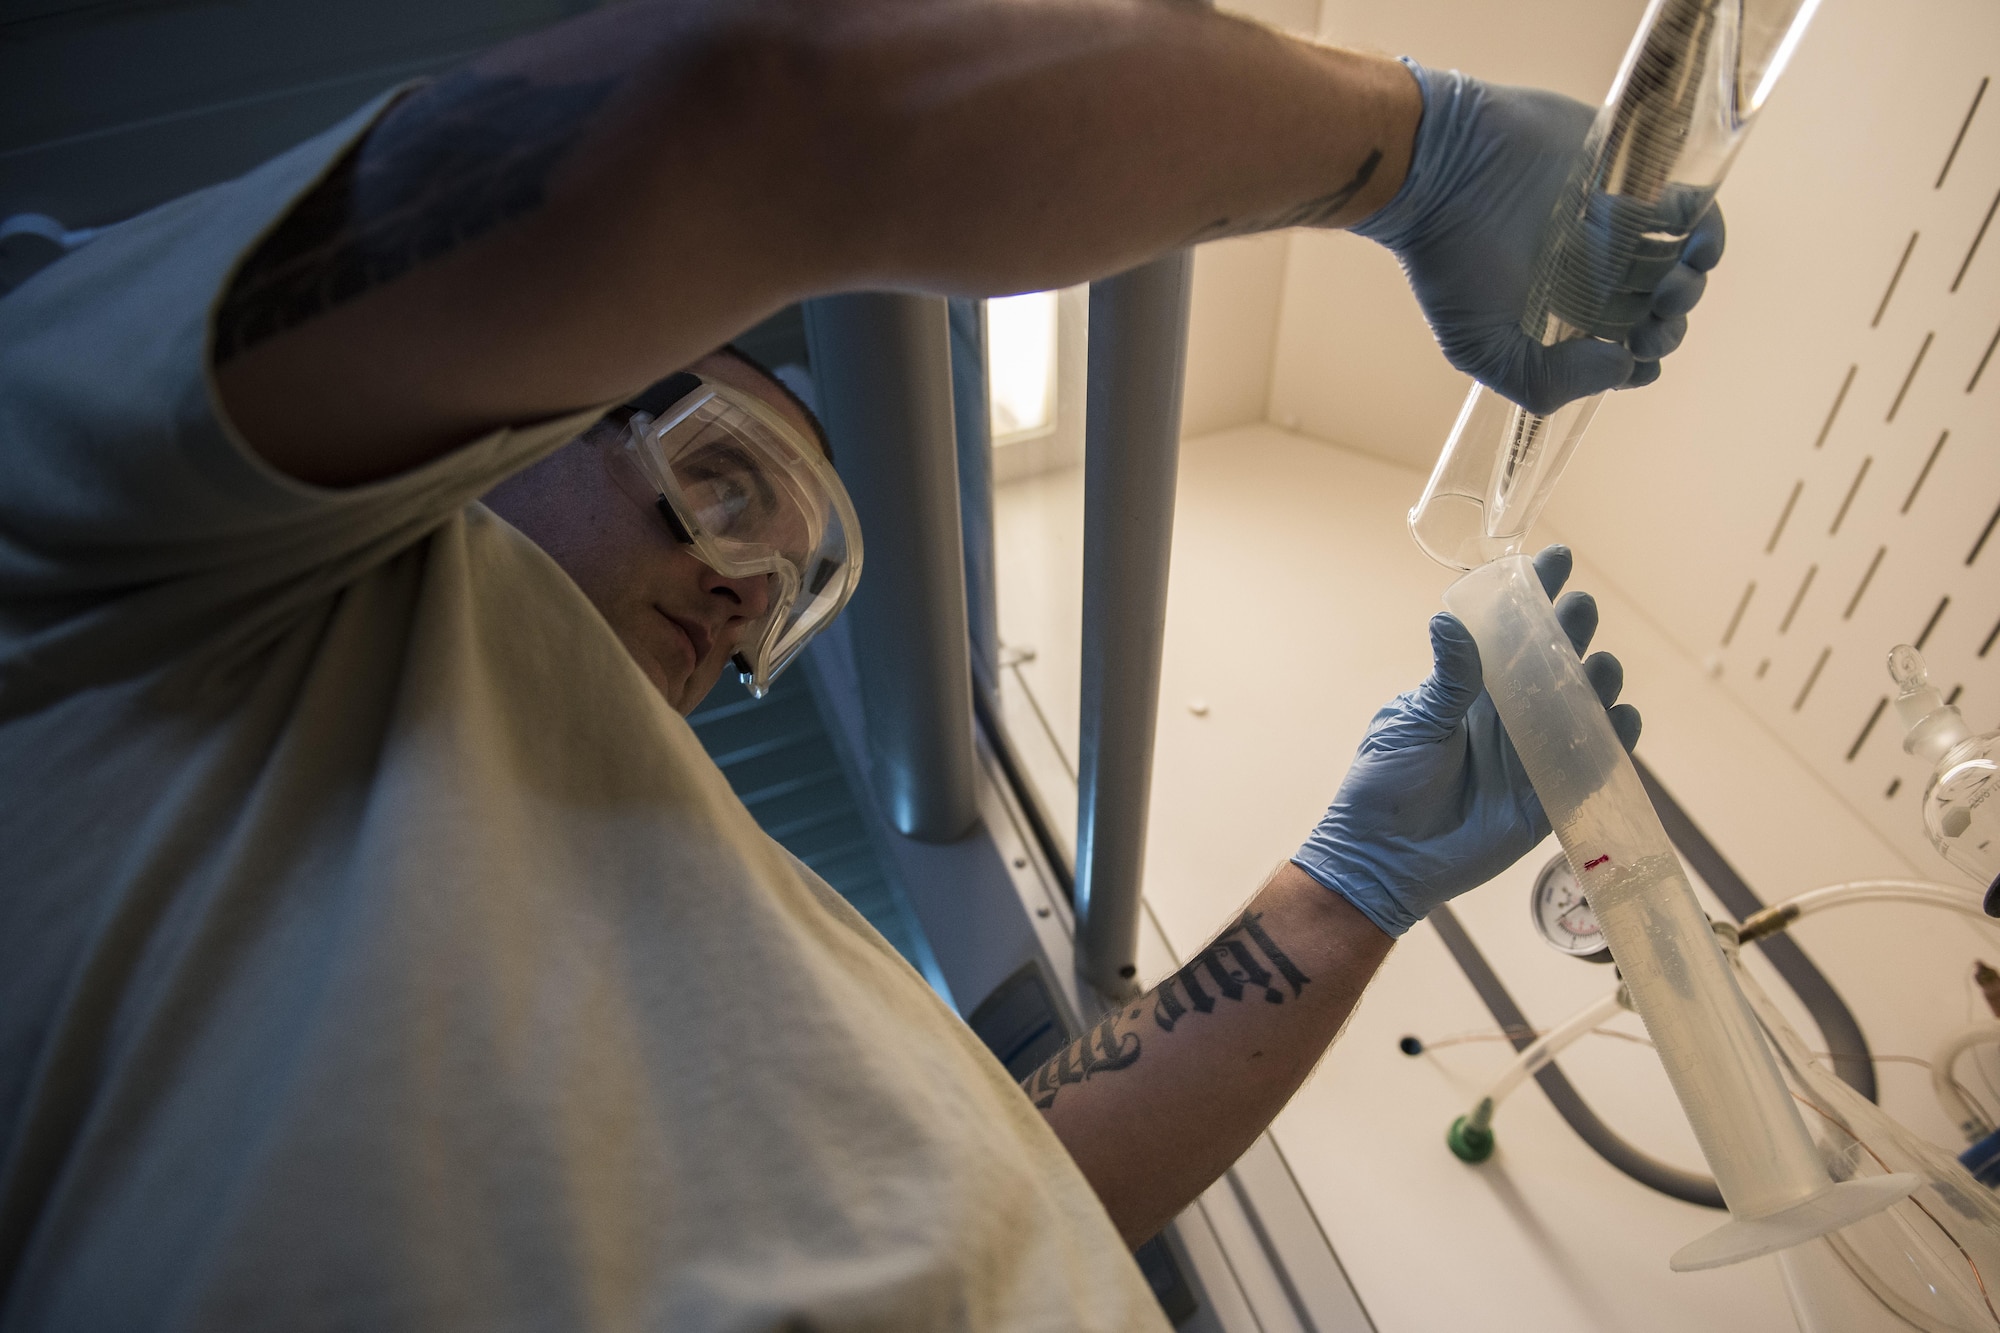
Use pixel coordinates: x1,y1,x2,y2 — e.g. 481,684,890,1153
214,67,619,362
1023,911,1310,1110
1186,148,1382,244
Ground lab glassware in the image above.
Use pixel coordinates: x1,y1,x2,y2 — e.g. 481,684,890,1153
1408,0,1825,572
1890,645,2000,909
1444,555,1918,1270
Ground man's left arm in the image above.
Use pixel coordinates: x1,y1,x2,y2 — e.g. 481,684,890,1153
1026,546,1641,1247
1030,863,1390,1249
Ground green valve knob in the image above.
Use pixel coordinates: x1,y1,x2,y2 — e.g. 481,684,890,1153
1448,1098,1496,1163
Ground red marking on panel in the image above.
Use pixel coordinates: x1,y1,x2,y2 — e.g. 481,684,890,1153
1582,855,1611,871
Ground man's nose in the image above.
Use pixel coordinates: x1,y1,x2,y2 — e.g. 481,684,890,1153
709,568,772,621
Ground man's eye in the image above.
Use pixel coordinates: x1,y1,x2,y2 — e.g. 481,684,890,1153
705,476,755,527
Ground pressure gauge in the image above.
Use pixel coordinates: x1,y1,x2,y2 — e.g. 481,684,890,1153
1530,854,1614,962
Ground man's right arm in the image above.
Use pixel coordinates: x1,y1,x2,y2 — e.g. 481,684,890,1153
214,0,1420,487
1023,546,1643,1248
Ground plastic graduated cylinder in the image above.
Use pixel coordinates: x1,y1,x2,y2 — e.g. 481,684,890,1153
1444,555,1917,1271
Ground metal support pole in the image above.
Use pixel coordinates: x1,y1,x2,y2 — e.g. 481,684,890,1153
947,296,1000,700
802,293,979,842
1075,252,1193,998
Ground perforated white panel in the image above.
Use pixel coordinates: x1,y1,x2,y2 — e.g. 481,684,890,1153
1548,0,1999,877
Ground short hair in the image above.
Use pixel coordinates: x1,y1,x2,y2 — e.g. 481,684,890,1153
610,345,834,463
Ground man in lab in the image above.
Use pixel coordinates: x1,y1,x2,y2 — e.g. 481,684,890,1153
0,0,1711,1326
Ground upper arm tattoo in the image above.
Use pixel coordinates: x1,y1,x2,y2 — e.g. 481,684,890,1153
1023,910,1310,1110
213,67,620,363
1186,148,1383,245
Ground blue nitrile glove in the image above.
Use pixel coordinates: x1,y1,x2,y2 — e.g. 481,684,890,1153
1353,60,1727,416
1291,547,1643,938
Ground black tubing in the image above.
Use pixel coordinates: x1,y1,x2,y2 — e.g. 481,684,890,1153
1633,757,1877,1103
1430,905,1726,1209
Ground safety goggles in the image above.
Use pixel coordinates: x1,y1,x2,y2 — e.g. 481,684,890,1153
621,376,862,698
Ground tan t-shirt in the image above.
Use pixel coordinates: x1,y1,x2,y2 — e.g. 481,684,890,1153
0,94,1165,1332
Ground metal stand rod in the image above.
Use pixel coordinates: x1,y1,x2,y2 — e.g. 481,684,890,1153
947,296,1000,699
803,293,979,842
1075,252,1193,998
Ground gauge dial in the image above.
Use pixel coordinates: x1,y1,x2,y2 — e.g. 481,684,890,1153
1531,854,1614,962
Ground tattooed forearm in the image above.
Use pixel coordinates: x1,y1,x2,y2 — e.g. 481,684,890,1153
1186,148,1382,244
1024,1011,1143,1110
1152,909,1309,1031
1023,910,1310,1110
214,68,619,362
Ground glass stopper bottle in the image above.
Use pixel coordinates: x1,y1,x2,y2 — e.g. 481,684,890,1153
1888,644,2000,911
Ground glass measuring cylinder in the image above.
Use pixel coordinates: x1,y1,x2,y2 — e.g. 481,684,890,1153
1410,0,1825,570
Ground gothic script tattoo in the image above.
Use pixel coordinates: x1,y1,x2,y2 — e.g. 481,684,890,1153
1152,909,1310,1032
1023,911,1310,1110
1187,148,1383,244
1024,1011,1143,1111
213,68,619,362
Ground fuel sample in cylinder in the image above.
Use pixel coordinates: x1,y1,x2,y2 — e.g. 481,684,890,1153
1445,556,1919,1270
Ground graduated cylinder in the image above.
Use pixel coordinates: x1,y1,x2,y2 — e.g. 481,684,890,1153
1410,0,1825,571
1445,556,1915,1268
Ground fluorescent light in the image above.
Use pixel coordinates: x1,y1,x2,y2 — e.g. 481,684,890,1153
987,290,1058,442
